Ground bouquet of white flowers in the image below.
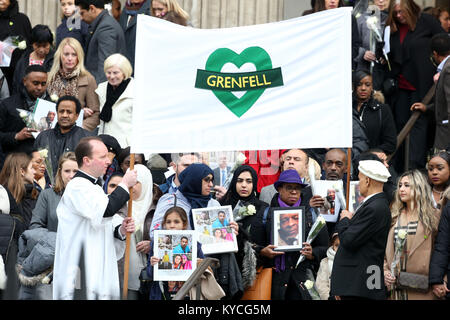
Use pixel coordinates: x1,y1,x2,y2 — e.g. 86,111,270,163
233,200,257,222
0,36,26,67
295,215,327,268
17,108,39,131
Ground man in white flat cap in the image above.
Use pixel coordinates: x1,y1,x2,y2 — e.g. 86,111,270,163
330,160,391,300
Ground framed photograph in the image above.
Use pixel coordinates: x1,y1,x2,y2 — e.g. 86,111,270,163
349,181,365,213
153,230,197,281
311,180,345,223
32,98,84,138
271,207,305,252
192,205,238,255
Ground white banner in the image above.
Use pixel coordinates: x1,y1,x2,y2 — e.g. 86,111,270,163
132,8,352,154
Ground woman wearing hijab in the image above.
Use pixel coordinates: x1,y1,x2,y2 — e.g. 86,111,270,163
118,164,153,300
220,165,270,289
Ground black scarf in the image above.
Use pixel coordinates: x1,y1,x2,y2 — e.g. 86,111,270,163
99,78,131,123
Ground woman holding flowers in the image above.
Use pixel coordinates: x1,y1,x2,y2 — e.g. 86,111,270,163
384,170,441,300
221,165,270,289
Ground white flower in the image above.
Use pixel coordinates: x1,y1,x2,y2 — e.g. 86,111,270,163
398,229,407,240
236,152,246,165
19,111,28,119
50,94,59,102
247,205,256,215
38,149,48,158
366,16,378,27
18,41,26,50
304,280,314,290
317,215,326,225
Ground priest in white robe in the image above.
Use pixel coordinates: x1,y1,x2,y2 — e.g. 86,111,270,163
53,136,138,300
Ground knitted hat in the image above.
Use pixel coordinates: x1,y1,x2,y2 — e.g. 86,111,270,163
358,160,391,182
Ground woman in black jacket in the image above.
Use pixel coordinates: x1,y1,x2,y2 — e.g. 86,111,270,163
12,24,55,95
429,190,450,300
353,69,397,158
0,0,32,93
260,169,328,300
220,165,270,289
386,0,445,172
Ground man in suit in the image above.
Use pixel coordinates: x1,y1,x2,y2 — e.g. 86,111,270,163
411,33,450,152
330,160,391,300
76,0,126,83
213,154,231,187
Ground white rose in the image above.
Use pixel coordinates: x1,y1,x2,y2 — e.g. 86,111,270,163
247,205,256,215
19,111,28,119
304,280,314,290
38,149,48,158
398,229,407,240
18,41,27,50
50,94,59,102
317,215,326,225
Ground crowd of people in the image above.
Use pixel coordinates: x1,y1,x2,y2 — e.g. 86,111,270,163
0,0,449,301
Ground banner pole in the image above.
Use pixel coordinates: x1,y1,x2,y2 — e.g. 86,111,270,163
122,153,135,300
346,148,352,211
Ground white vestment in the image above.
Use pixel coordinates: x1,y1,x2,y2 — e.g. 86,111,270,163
53,177,125,300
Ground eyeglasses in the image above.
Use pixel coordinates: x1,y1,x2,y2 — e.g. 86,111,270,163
203,177,213,183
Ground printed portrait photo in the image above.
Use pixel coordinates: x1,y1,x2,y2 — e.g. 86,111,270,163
273,208,303,251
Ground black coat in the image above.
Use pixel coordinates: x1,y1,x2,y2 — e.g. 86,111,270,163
353,97,397,155
17,183,37,230
56,16,89,54
0,0,32,93
119,0,151,70
265,192,329,300
34,124,93,175
11,48,55,95
330,192,391,300
387,13,444,100
0,88,51,156
429,202,450,300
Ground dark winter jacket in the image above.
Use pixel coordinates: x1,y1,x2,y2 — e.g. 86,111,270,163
0,0,32,92
0,87,50,156
119,0,151,70
353,96,397,155
11,48,55,95
265,193,329,300
56,16,89,53
34,124,93,175
17,184,38,230
429,201,450,300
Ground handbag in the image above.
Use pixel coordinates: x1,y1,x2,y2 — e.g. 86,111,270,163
396,272,429,292
241,266,272,300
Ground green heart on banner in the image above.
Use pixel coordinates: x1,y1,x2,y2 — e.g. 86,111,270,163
196,46,283,118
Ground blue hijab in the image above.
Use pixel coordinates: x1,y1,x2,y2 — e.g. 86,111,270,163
178,163,214,210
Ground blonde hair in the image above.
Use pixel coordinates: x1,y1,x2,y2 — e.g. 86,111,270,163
48,37,90,83
152,0,190,21
103,53,133,80
53,152,77,194
386,0,421,33
391,170,438,234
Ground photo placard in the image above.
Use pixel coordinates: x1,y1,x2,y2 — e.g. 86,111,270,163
349,181,365,213
271,207,305,252
311,180,345,222
153,230,197,281
192,205,238,255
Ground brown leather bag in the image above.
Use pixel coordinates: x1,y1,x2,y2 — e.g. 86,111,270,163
397,272,429,292
241,267,272,300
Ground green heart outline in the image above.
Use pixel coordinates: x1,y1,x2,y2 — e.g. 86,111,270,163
205,47,273,118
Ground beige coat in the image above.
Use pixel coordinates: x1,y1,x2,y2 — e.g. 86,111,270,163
95,78,134,148
77,73,100,132
384,211,441,300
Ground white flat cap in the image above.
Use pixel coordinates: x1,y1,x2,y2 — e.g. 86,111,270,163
358,160,391,183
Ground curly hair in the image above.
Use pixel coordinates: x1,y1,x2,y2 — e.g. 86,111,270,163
391,170,438,234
